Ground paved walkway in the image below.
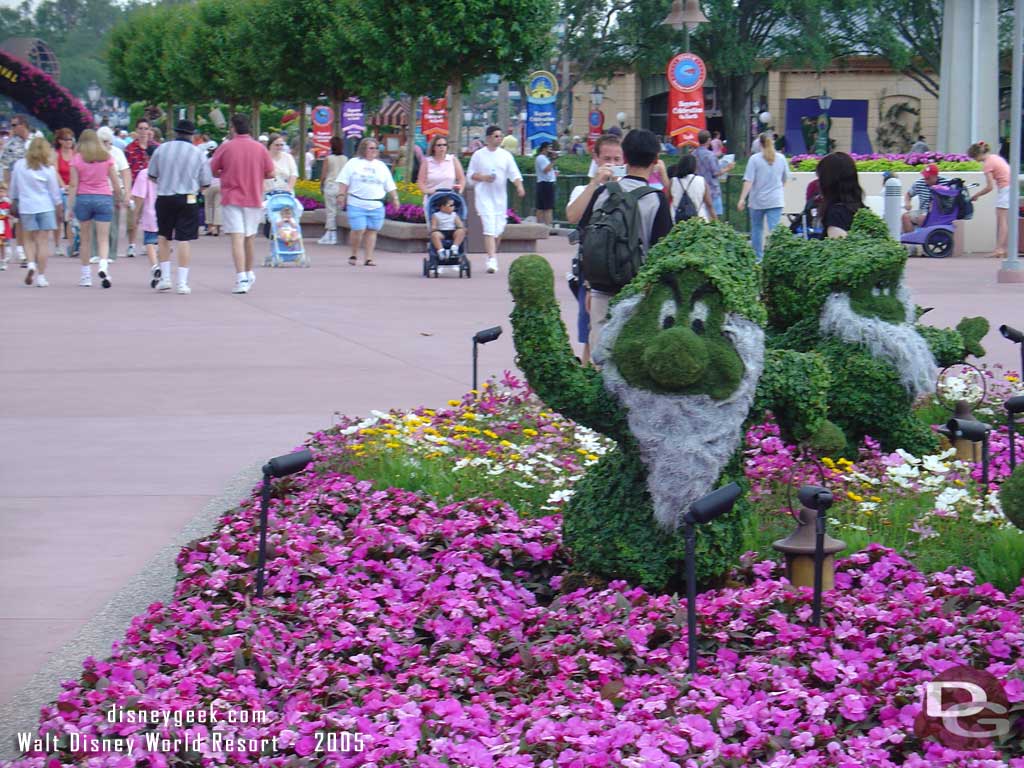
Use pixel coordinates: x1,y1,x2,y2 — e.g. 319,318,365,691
0,232,1021,726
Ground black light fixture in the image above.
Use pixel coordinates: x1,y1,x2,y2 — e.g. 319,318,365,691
590,85,604,107
947,418,992,489
472,326,502,391
1001,325,1024,379
1007,395,1024,471
256,448,313,598
797,485,835,627
681,482,742,674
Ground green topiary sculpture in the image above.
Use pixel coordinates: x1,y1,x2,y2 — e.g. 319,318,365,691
762,209,988,455
508,220,838,590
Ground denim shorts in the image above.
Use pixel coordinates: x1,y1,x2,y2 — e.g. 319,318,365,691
75,194,114,222
20,209,57,231
347,205,385,232
143,230,159,245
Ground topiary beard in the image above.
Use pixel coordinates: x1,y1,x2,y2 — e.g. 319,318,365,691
819,287,937,400
597,294,765,531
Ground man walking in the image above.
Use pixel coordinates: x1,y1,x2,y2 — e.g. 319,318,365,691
125,117,159,258
0,114,31,265
209,114,274,294
695,129,734,218
467,126,525,273
147,119,211,294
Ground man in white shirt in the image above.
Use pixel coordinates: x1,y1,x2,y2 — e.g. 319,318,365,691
467,126,525,273
97,126,132,262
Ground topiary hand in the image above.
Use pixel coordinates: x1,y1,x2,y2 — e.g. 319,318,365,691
808,419,847,457
508,254,555,311
956,316,988,359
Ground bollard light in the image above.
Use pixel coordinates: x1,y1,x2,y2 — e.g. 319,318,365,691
472,326,502,391
681,482,742,674
256,448,313,598
773,485,845,628
1001,325,1024,380
1007,395,1024,471
947,418,992,489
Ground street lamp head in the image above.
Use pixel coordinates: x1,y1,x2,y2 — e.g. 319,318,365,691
263,448,313,478
1000,324,1024,344
616,111,627,127
1006,395,1024,415
818,89,833,112
473,326,502,345
947,417,991,442
684,482,742,525
662,0,709,31
590,85,604,106
797,485,834,513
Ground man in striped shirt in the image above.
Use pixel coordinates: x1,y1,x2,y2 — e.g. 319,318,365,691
147,120,211,294
902,163,949,233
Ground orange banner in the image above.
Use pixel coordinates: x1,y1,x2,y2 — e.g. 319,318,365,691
666,53,707,148
421,98,448,138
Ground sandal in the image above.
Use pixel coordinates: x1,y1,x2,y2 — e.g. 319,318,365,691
348,255,358,265
364,259,377,267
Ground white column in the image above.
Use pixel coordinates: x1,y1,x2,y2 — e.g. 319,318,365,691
938,0,999,154
998,0,1023,282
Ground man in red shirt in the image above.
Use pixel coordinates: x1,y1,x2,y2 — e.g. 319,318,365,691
124,118,158,258
209,114,274,294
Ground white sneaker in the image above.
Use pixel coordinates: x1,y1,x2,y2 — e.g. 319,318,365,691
89,256,99,264
156,277,172,291
0,261,6,271
127,244,136,258
246,271,255,289
79,274,92,287
150,264,162,289
16,245,25,262
176,283,191,295
54,245,63,258
36,275,49,287
233,279,250,294
486,257,498,273
317,233,332,245
24,264,36,286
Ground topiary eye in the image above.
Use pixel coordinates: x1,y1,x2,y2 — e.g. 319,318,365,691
688,300,709,334
662,316,676,329
659,298,678,331
691,318,705,334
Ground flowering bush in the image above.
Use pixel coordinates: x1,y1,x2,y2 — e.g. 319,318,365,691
790,152,981,173
296,196,323,211
0,51,93,134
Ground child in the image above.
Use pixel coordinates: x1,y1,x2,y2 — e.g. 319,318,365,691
0,183,12,269
131,167,164,289
275,206,301,249
429,195,465,257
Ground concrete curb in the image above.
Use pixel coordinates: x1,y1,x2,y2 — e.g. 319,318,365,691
0,464,262,761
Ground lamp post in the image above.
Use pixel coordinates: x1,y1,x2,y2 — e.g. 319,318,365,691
947,417,992,490
256,448,313,598
1001,324,1024,380
681,482,742,674
616,111,627,129
472,326,502,391
518,109,527,154
814,89,833,155
463,109,473,153
661,0,709,53
590,85,604,108
1006,395,1024,472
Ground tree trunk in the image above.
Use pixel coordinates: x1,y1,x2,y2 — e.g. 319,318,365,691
498,79,510,131
187,104,196,124
331,91,342,138
251,99,261,137
721,74,754,161
448,77,463,155
298,103,308,180
405,95,417,182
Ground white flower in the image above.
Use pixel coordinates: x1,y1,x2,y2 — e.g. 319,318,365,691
921,454,951,474
546,489,575,504
894,449,921,465
934,486,969,511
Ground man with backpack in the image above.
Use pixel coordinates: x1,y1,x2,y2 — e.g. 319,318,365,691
578,128,673,354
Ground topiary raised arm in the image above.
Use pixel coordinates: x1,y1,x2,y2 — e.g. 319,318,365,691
916,316,989,367
754,348,845,454
508,255,630,442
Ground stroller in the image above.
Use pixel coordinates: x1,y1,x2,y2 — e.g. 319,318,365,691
265,191,310,268
787,197,824,240
422,190,471,278
900,178,974,258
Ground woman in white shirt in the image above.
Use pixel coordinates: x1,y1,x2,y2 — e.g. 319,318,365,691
265,133,298,193
317,136,348,245
336,137,399,267
669,153,714,223
10,137,63,287
534,142,557,226
737,133,791,261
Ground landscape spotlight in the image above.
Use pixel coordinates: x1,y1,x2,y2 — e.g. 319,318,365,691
472,326,502,391
1007,395,1024,471
798,485,835,627
947,418,992,488
256,448,313,598
1001,325,1024,377
681,482,742,674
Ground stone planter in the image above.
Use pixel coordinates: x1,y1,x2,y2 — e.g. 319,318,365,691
300,208,549,254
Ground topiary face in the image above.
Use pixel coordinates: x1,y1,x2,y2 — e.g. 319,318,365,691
611,268,744,399
847,267,907,323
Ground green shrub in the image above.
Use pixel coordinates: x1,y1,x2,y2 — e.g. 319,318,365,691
1002,465,1024,530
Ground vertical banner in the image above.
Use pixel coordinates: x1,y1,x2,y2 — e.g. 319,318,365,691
421,97,448,141
525,71,558,150
666,52,707,148
311,105,334,158
586,109,605,152
341,98,365,139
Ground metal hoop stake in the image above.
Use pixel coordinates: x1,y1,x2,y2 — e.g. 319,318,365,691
685,521,698,675
256,471,272,598
812,511,825,627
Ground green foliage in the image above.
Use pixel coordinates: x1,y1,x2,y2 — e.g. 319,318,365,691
1002,465,1024,531
754,348,833,445
618,219,766,326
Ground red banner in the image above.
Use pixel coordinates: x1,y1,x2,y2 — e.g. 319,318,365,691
666,53,707,149
421,98,448,138
310,105,334,159
586,109,605,152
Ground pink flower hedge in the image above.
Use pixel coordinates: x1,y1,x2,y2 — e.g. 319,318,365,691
9,462,1024,766
0,51,93,134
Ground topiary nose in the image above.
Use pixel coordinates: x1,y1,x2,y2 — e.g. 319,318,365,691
642,327,709,389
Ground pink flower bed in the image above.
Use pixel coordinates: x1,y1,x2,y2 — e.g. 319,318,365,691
10,463,1024,766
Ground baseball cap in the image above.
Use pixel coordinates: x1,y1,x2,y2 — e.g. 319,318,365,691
921,163,939,177
96,126,115,142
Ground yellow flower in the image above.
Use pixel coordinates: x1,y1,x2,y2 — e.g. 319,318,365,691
461,412,477,421
870,496,882,503
576,448,589,455
510,453,521,460
523,428,539,437
585,454,599,462
1007,375,1020,383
423,427,440,436
483,430,499,439
822,457,836,468
954,479,964,486
447,400,461,407
499,440,515,448
385,442,401,449
846,491,864,503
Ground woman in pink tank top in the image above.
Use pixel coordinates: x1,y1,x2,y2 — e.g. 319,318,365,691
417,135,467,208
968,140,1012,258
68,129,122,287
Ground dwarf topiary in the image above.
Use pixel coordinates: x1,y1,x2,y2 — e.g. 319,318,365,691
508,220,837,590
1002,465,1024,531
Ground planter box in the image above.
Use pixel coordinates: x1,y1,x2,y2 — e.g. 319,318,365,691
300,209,549,254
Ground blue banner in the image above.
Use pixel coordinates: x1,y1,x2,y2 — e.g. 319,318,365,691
525,71,558,150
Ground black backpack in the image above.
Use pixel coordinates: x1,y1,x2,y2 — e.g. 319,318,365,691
674,176,699,222
580,181,657,293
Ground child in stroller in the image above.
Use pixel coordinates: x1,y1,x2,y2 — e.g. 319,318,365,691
899,178,974,258
265,191,309,268
422,190,471,278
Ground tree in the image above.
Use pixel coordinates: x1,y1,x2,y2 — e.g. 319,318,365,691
340,0,557,150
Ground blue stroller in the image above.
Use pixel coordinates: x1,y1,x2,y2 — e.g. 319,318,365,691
265,191,309,268
422,190,471,278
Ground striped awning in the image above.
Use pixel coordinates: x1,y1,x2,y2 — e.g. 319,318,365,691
368,99,409,127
